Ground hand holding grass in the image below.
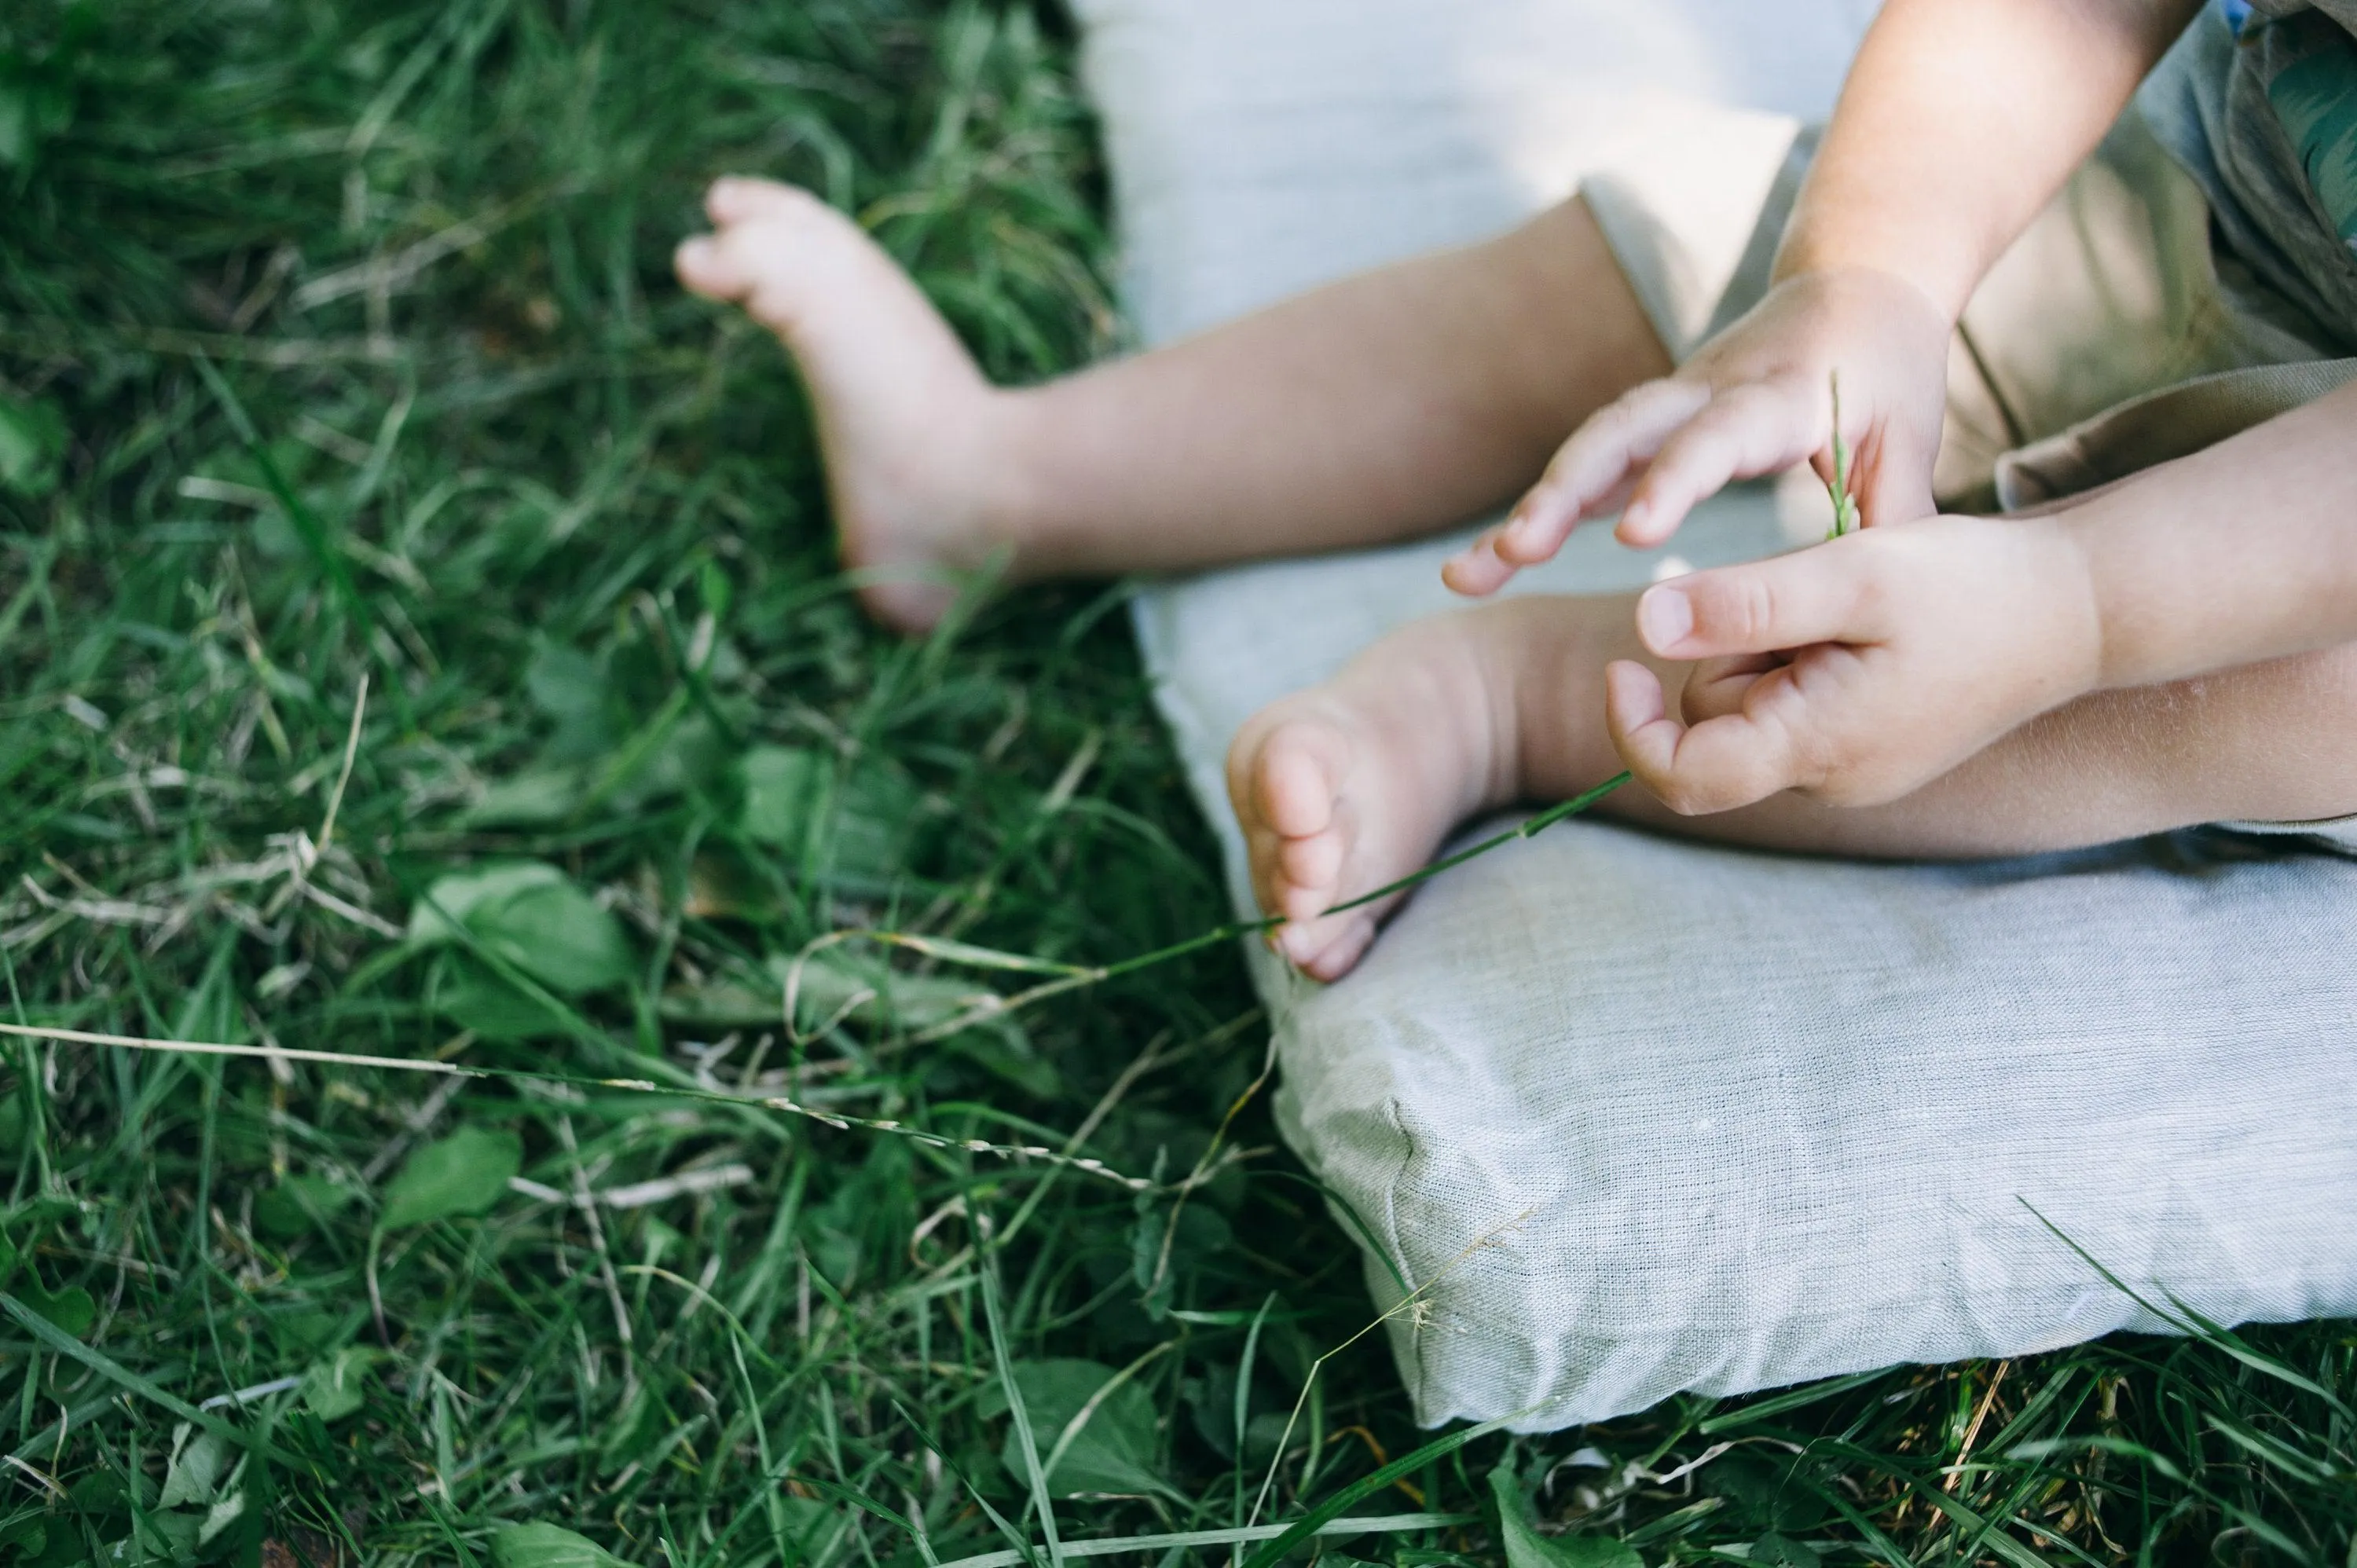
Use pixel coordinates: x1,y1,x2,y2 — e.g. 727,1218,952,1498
1606,375,2357,818
1442,265,1948,594
1604,514,2103,813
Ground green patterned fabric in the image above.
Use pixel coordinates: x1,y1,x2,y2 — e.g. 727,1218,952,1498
2266,20,2357,245
2139,0,2357,347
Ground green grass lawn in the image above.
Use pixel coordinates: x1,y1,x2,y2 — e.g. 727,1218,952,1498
2,3,2352,1565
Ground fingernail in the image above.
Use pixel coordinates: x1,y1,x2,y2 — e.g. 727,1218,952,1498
1620,500,1649,534
1638,586,1692,650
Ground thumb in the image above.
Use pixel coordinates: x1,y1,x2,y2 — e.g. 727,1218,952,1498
1632,540,1884,662
1604,660,1809,815
1853,418,1937,529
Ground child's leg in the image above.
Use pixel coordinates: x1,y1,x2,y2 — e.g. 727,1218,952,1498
674,179,1668,629
1237,594,2357,978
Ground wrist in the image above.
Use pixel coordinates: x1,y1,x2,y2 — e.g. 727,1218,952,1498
1769,240,1970,327
2035,509,2119,696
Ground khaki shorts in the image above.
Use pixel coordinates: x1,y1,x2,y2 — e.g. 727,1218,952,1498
1584,105,2354,512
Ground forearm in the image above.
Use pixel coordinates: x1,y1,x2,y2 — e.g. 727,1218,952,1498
1777,0,2200,316
1506,581,2357,856
2062,382,2357,689
1627,644,2357,856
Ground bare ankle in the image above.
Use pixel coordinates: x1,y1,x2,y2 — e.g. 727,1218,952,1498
1487,595,1642,801
959,388,1050,577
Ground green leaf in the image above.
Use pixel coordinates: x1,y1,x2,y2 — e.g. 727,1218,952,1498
159,1427,231,1508
608,711,728,811
659,950,1055,1090
738,745,824,845
199,1489,247,1548
525,640,610,733
408,862,633,995
430,957,581,1042
130,1509,201,1562
992,1358,1168,1499
409,861,567,939
1490,1466,1641,1568
461,765,591,828
14,1280,93,1339
253,1175,358,1240
0,394,66,498
467,879,634,993
491,1522,629,1568
299,1345,378,1421
737,745,918,892
379,1125,522,1229
664,951,993,1033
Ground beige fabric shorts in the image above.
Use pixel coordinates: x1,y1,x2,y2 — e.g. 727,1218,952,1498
1583,103,2357,843
1585,105,2352,511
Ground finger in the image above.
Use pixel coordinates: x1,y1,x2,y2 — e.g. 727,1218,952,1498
1678,654,1780,725
1445,471,1644,596
1501,379,1711,565
1617,381,1816,548
1633,540,1884,661
1605,659,1805,815
1442,526,1518,597
1855,421,1937,529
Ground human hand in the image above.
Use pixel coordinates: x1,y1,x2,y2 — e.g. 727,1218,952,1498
1442,266,1951,595
1602,515,2102,813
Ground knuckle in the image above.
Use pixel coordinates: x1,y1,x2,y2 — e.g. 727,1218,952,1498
1704,573,1776,645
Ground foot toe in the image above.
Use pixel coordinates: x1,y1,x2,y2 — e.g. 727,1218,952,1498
1277,826,1347,906
1254,717,1354,839
1287,912,1377,981
706,175,816,225
673,234,741,300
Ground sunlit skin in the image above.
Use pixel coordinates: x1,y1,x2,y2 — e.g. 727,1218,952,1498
678,0,2357,980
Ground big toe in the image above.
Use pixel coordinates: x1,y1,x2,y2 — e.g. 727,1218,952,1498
1254,716,1355,840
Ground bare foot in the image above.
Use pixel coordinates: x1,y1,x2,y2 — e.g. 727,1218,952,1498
1226,614,1523,980
674,177,1017,632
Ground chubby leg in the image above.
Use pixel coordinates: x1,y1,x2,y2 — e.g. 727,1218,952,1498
1230,593,2357,979
674,178,1667,630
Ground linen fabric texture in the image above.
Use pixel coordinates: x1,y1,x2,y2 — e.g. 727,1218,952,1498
1072,0,2357,1430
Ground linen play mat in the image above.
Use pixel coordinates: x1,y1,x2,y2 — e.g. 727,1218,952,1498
1070,0,2357,1430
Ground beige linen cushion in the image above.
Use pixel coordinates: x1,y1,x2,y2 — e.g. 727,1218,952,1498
1073,0,2357,1429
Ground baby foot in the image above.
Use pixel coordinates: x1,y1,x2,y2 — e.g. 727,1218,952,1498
675,177,1015,632
1226,617,1511,981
